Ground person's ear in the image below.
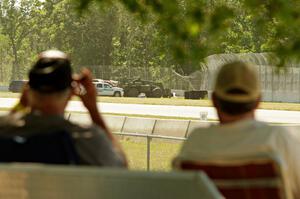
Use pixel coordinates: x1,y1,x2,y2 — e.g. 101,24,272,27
254,95,261,109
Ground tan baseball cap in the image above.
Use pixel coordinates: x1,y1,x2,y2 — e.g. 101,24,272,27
214,61,260,103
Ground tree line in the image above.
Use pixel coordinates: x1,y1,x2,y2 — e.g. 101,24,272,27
0,0,280,86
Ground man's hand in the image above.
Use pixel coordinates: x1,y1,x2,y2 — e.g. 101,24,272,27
72,68,98,112
10,84,30,114
72,68,128,166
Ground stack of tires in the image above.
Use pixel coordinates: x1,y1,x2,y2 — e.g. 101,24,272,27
184,90,208,99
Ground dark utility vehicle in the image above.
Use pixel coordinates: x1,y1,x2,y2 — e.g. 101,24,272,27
9,80,28,93
120,78,171,98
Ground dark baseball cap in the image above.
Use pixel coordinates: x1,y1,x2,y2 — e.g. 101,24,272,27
29,50,73,93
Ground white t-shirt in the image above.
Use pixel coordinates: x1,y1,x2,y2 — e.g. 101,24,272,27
173,119,300,198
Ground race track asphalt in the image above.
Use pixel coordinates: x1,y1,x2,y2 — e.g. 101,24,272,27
1,98,300,124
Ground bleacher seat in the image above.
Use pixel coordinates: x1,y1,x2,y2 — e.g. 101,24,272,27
0,164,223,199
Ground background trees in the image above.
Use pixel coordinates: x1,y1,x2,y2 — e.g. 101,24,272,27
75,0,300,64
0,0,47,80
0,0,295,87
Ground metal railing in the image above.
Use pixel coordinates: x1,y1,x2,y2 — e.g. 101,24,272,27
67,113,209,170
113,132,186,171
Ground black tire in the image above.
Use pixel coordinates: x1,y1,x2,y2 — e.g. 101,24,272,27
184,91,191,99
113,91,121,97
126,87,139,97
151,87,162,98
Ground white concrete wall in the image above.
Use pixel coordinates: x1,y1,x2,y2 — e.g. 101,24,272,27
200,65,300,103
0,86,8,91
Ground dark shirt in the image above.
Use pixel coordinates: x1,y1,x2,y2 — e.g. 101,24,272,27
0,112,126,167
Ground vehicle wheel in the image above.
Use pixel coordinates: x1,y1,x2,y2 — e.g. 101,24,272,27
126,87,139,97
151,87,162,98
113,91,121,97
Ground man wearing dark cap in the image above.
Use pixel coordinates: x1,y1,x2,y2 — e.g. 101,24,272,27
1,50,127,167
173,61,300,197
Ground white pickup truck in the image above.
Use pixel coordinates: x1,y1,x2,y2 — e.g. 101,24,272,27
93,82,124,97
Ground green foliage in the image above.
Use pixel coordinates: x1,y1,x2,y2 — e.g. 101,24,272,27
1,0,299,85
110,5,175,81
0,0,49,80
0,0,175,82
74,0,300,66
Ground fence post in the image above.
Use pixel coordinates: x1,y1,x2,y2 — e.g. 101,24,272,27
120,116,127,133
67,113,71,121
184,120,191,138
146,119,157,171
119,116,127,140
146,135,151,171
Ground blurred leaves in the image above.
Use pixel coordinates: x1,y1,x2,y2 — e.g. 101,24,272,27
73,0,300,67
1,0,300,82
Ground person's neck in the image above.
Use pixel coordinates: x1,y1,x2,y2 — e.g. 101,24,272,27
219,111,255,124
30,106,64,116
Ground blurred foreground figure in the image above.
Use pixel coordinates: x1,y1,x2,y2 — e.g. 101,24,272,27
173,62,300,197
3,50,127,167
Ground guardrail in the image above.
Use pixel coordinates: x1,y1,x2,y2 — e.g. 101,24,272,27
67,113,211,171
68,113,213,137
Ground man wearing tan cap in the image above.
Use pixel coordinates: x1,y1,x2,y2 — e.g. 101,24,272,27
173,61,300,197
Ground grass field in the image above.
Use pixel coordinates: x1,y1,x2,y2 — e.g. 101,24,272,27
1,91,300,111
119,137,183,171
